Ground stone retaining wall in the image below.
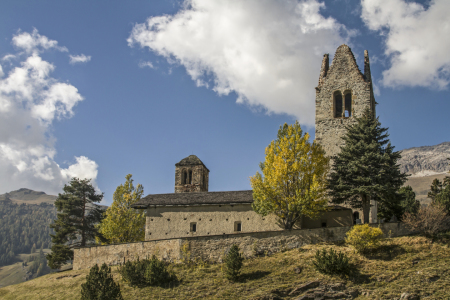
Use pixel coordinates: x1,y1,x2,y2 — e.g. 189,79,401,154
73,222,412,270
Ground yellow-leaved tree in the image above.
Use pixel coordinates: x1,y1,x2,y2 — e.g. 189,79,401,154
97,174,145,244
250,121,329,230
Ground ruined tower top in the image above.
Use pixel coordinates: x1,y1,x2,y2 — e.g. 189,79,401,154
315,44,376,158
175,155,209,193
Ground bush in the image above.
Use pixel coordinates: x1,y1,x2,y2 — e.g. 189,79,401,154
118,255,176,287
312,248,350,275
345,224,383,254
403,204,450,237
144,255,177,286
223,244,244,282
81,263,123,300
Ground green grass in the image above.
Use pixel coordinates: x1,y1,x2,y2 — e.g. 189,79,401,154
0,235,449,299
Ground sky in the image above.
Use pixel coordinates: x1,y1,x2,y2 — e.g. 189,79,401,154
0,0,449,205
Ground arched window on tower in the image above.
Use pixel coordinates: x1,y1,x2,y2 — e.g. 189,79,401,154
182,170,188,184
344,91,352,117
189,170,193,184
334,91,343,118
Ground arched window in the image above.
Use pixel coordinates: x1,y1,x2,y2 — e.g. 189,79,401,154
189,170,193,184
334,91,343,118
182,170,188,184
344,91,352,117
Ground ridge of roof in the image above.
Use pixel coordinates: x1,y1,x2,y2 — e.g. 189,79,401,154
175,155,209,171
132,190,253,208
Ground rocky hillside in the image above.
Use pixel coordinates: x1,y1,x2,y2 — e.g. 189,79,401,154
398,141,450,204
399,141,450,176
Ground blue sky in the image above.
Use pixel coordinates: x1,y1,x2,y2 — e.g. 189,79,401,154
0,0,448,205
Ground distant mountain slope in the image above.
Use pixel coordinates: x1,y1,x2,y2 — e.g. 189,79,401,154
399,141,450,176
0,188,57,205
399,141,450,204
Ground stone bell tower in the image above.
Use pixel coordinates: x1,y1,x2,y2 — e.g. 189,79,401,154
315,44,377,223
174,155,209,193
315,44,376,158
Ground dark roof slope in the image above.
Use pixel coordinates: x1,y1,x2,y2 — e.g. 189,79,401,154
132,190,253,208
175,155,209,171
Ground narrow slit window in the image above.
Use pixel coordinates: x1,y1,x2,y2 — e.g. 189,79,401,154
183,171,188,184
353,212,360,225
189,170,193,184
234,221,242,232
334,92,343,118
190,222,197,232
344,92,352,117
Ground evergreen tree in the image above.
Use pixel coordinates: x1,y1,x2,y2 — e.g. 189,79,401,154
97,174,145,244
327,108,408,223
81,263,123,300
428,159,450,213
47,178,106,269
223,244,244,282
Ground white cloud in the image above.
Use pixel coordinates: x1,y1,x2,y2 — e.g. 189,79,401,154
128,0,349,125
12,28,68,54
0,30,99,195
69,54,92,64
361,0,450,89
138,61,155,69
2,54,16,61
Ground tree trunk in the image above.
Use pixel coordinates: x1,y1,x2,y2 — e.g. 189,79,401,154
81,194,86,247
361,194,370,224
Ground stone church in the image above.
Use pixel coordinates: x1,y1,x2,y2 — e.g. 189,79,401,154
132,44,377,241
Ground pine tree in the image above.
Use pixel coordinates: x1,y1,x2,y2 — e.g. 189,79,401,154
429,159,450,213
327,108,408,223
81,263,123,300
47,178,106,269
223,244,244,282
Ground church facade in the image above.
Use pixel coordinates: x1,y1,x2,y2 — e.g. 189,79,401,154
131,44,377,241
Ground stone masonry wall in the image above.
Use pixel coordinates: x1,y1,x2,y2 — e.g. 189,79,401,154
73,222,412,270
175,165,209,193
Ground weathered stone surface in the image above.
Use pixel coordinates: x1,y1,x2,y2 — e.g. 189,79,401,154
315,45,377,223
174,155,209,193
73,222,413,270
289,281,321,296
400,292,420,300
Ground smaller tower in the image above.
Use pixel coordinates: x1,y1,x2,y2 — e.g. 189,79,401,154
174,155,209,193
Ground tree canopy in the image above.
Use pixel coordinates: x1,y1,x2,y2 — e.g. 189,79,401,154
97,174,145,244
250,121,329,229
47,178,105,269
327,108,408,224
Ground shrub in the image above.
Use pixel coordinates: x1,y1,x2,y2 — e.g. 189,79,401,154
118,258,147,287
223,244,244,282
144,255,177,286
345,224,383,254
312,248,350,275
403,204,450,237
118,256,176,287
81,263,123,300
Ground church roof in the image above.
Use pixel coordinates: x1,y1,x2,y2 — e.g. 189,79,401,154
175,155,209,171
131,190,253,208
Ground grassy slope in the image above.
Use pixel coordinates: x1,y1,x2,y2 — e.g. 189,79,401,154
0,235,449,299
0,250,53,288
405,173,448,205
